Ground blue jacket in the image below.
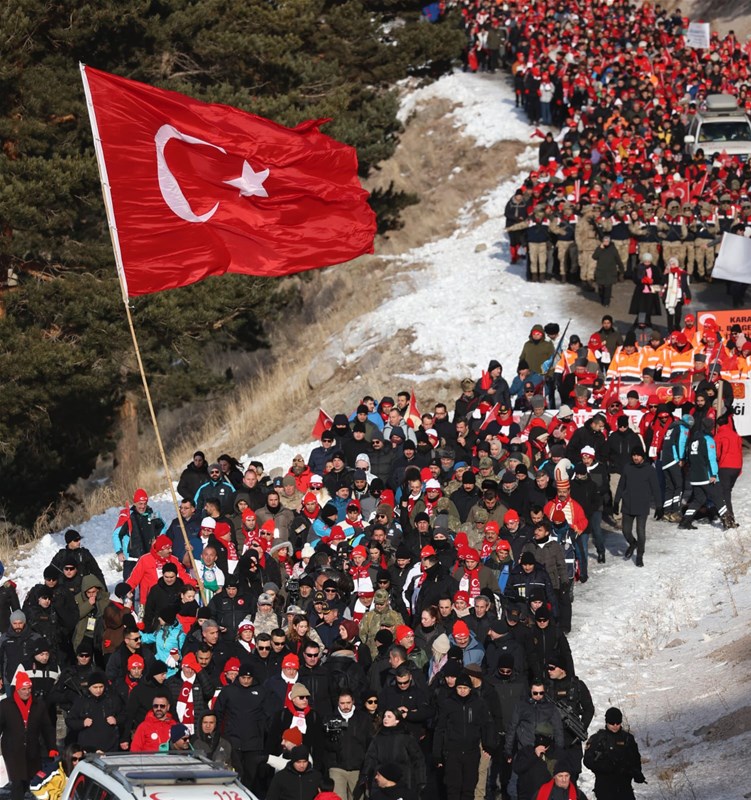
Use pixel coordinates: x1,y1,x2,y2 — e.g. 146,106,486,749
663,416,691,467
448,630,485,666
141,621,186,677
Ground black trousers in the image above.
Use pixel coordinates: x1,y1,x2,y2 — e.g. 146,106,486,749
233,749,267,793
10,781,29,800
684,482,727,518
662,463,683,511
622,513,647,556
444,747,481,800
719,467,740,517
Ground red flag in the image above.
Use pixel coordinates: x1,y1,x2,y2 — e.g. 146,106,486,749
691,171,708,200
404,390,422,430
80,65,376,296
480,371,492,391
479,403,500,431
311,408,333,440
115,507,132,534
672,180,691,205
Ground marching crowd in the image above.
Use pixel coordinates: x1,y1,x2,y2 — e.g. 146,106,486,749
450,0,751,306
0,310,744,800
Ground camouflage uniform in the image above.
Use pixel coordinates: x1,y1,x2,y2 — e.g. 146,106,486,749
549,203,578,281
659,203,688,269
576,206,600,285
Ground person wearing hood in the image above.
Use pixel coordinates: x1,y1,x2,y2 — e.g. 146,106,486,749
66,670,122,753
406,550,457,621
519,325,555,377
255,490,294,543
127,535,195,609
191,710,232,767
360,708,426,795
475,359,511,408
433,673,495,800
177,451,209,502
0,670,56,800
72,576,109,652
614,446,661,567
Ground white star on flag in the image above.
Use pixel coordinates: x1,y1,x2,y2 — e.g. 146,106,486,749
224,161,270,197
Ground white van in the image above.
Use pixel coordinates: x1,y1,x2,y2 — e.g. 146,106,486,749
684,94,751,161
61,752,257,800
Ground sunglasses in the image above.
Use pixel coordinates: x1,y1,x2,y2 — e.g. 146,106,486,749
304,652,320,658
152,704,168,709
395,679,411,686
365,699,378,705
531,691,545,696
256,646,271,651
71,755,82,763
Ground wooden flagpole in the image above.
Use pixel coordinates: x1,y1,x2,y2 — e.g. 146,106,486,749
80,63,207,606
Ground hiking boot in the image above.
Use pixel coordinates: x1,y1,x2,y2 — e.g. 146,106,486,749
721,513,735,530
624,543,636,559
635,555,644,567
679,519,697,530
597,552,606,564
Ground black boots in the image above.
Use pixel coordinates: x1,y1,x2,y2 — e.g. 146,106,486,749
624,543,636,559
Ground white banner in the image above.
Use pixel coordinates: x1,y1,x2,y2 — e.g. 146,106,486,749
713,233,751,284
729,380,751,436
686,22,711,49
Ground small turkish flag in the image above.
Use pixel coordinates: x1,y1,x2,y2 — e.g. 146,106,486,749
403,390,421,430
312,408,333,440
81,65,376,295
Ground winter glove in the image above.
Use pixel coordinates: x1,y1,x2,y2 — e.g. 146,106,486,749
166,650,179,669
634,772,647,784
48,749,59,758
684,297,691,305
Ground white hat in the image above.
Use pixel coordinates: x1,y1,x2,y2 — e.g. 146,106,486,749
581,446,596,457
301,543,315,559
424,478,441,490
201,517,216,529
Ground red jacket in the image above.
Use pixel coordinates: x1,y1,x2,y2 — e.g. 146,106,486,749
131,710,175,752
715,422,743,471
544,497,588,534
127,547,195,605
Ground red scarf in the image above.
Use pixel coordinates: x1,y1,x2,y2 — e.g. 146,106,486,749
14,691,32,727
480,538,495,559
461,566,481,599
125,675,139,694
349,564,370,581
284,696,312,718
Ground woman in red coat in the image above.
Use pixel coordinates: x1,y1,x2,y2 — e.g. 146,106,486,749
715,415,743,526
0,671,56,800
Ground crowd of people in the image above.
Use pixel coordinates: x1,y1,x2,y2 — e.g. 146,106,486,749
2,306,745,800
448,0,751,307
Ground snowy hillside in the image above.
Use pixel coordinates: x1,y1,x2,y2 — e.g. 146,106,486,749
8,71,751,799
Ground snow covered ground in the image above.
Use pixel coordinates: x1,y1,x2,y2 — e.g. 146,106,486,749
8,71,751,798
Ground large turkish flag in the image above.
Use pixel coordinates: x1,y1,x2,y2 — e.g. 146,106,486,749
81,65,377,295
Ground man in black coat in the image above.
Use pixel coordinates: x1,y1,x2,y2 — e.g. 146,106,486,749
214,665,270,792
0,671,56,800
49,529,106,586
177,451,209,502
584,707,645,799
266,745,322,800
322,690,373,800
614,446,661,567
544,656,594,779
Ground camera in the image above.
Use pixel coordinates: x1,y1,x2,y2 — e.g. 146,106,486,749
324,718,348,740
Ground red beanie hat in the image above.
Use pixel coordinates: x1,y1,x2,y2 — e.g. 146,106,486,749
133,488,148,503
396,625,414,642
182,652,202,673
15,671,32,689
453,620,470,637
282,728,303,746
154,535,172,551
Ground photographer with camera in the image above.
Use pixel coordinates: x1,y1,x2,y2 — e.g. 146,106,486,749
322,690,373,800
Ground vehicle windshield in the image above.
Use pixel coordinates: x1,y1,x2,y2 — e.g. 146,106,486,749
698,121,751,143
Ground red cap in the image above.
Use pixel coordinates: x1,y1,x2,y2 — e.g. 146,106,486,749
504,509,520,523
282,654,300,670
182,652,202,673
496,539,511,552
330,525,347,542
133,488,148,503
260,520,276,534
351,545,368,558
242,508,256,521
396,625,414,641
15,672,32,689
464,548,480,561
420,545,436,558
282,728,303,746
154,535,172,551
453,590,470,604
453,620,470,637
484,521,500,534
127,654,145,669
224,657,241,673
303,492,317,505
